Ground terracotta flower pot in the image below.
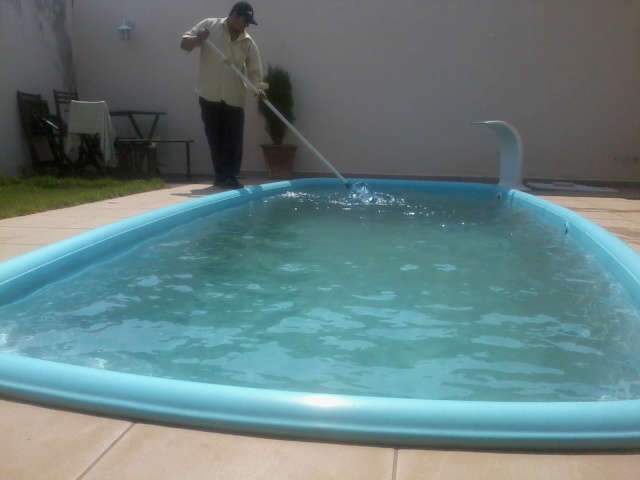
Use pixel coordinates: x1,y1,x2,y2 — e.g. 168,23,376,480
261,144,297,179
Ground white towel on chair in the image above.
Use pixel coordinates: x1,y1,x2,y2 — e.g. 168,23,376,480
65,100,116,166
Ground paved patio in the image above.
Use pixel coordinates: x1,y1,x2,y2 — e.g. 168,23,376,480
1,180,640,479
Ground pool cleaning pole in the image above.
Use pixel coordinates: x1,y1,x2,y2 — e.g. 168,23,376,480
205,39,350,187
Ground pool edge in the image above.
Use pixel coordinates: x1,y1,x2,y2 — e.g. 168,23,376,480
1,178,640,451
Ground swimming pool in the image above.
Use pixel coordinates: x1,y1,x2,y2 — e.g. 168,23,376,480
1,179,640,450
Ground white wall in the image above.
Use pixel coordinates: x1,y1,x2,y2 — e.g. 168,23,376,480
73,0,640,181
0,0,74,175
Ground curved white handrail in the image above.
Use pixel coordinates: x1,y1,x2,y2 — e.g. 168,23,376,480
473,121,527,190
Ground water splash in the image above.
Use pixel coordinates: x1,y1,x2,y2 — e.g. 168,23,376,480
344,182,407,207
348,182,375,204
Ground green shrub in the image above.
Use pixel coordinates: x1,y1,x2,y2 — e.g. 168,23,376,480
258,65,295,145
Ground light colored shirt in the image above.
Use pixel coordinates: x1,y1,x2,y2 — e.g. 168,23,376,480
183,17,264,109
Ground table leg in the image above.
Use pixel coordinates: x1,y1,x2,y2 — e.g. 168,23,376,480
148,114,160,139
127,113,144,138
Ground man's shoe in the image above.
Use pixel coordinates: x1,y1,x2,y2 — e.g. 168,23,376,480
214,177,226,188
224,177,243,189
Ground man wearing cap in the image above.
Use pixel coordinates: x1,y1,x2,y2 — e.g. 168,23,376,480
181,2,266,189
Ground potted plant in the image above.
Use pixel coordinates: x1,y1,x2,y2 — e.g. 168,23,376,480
258,65,297,179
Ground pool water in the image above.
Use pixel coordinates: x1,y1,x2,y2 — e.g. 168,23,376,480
2,186,639,401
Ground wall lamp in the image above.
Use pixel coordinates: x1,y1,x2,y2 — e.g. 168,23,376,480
117,18,135,40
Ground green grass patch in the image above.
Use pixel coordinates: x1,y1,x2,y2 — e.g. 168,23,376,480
0,176,165,219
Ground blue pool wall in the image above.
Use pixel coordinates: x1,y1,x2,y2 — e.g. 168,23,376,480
1,178,640,451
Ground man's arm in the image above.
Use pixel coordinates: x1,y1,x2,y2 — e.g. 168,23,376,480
246,40,268,97
181,29,209,52
181,19,211,52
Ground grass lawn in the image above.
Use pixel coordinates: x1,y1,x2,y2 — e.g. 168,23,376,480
0,176,165,219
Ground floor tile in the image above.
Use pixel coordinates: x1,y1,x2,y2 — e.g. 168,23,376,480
0,244,39,262
83,424,395,480
0,398,131,480
396,450,640,480
0,226,85,245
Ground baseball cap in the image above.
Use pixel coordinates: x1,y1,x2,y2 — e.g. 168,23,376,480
230,2,257,25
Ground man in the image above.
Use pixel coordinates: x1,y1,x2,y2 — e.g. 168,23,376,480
181,2,266,189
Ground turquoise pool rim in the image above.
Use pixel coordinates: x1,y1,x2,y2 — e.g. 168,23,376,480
1,178,640,451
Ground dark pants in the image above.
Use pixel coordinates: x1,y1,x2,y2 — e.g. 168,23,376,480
199,97,245,181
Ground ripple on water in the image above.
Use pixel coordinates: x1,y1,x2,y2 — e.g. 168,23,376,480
168,285,193,293
434,264,457,272
279,263,305,273
70,300,126,317
400,264,419,271
352,291,397,302
320,336,375,351
472,336,525,349
135,275,161,287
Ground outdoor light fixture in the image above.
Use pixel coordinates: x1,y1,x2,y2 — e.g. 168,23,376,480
117,18,135,40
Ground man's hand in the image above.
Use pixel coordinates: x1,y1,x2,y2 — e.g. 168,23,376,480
254,82,269,100
196,29,210,45
180,29,209,52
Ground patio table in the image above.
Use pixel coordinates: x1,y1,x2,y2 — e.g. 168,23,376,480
110,110,193,178
109,110,167,140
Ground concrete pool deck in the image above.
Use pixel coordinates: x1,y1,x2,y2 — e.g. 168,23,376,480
1,179,640,479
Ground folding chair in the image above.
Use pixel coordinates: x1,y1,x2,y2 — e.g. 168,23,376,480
53,89,79,133
17,91,70,173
